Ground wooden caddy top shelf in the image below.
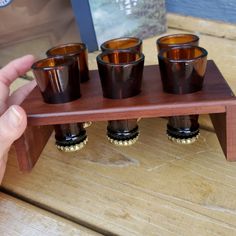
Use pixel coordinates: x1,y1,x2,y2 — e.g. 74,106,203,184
15,60,236,172
22,60,236,126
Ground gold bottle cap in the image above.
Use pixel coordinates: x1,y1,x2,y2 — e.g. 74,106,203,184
107,134,139,146
56,137,88,152
83,121,92,128
167,133,200,144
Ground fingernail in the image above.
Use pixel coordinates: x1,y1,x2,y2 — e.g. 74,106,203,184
7,106,23,128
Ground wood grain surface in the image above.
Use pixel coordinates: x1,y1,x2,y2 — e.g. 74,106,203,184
14,125,53,171
0,192,101,236
3,117,236,236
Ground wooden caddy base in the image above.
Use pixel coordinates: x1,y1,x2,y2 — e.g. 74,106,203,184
14,60,236,172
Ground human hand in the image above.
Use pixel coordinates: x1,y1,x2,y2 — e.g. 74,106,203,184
0,55,36,183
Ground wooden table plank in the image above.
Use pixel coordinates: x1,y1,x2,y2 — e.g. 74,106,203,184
0,192,101,236
3,118,236,235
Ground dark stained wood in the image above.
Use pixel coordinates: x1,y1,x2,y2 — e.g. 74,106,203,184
210,105,236,161
14,60,236,168
21,60,236,126
14,125,53,172
225,105,236,161
211,105,236,161
210,113,226,157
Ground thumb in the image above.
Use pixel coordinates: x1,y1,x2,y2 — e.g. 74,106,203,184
0,105,27,154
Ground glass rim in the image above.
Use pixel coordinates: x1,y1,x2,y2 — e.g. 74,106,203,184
156,33,199,46
96,49,145,66
31,56,75,70
158,45,208,63
100,37,142,50
46,42,87,56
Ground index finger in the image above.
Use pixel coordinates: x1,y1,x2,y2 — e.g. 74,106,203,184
0,55,35,87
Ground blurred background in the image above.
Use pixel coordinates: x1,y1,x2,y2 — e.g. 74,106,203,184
0,0,235,63
0,0,236,90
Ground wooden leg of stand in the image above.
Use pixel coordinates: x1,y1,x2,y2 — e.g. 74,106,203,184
14,125,53,172
210,105,236,161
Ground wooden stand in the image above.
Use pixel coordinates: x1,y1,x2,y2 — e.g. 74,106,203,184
14,60,236,171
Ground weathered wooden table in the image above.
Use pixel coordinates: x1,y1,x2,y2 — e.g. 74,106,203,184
1,27,236,235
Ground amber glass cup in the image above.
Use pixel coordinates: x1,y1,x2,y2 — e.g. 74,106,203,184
156,33,199,51
157,33,201,144
32,56,88,152
46,43,90,83
158,46,208,144
100,37,143,146
46,42,92,128
97,49,144,146
100,37,142,53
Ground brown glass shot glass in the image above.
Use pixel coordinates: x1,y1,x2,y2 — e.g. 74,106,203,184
157,33,201,144
100,37,142,53
46,42,92,128
97,49,145,146
156,33,199,51
32,56,88,152
46,43,90,83
100,37,143,145
158,45,208,144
